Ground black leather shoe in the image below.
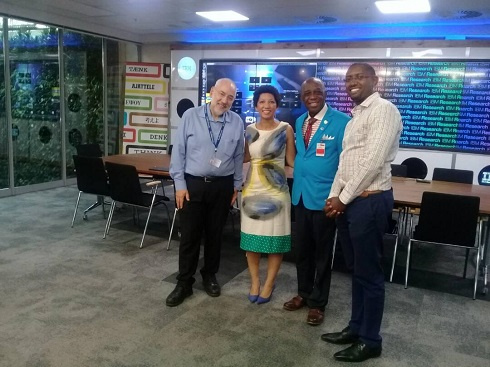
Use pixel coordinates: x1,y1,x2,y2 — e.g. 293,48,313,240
321,326,359,344
166,285,193,307
334,341,382,362
202,276,221,297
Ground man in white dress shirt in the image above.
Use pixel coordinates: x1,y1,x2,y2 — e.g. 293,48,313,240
322,63,403,362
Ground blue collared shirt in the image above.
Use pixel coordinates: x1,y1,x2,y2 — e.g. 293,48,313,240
170,104,245,191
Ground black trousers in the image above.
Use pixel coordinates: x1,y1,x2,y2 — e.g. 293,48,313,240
336,190,393,348
176,175,234,286
294,198,336,310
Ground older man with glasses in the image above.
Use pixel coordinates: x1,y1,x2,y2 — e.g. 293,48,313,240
166,78,244,307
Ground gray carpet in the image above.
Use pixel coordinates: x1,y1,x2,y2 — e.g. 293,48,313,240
0,187,489,367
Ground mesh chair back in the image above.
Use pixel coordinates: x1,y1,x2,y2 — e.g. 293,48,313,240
105,162,145,206
401,157,428,179
415,192,480,247
76,143,103,157
391,164,408,177
73,155,110,196
432,168,473,184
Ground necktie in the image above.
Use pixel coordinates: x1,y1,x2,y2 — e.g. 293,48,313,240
304,117,317,148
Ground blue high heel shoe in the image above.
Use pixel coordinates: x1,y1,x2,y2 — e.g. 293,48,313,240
256,285,275,305
248,293,259,303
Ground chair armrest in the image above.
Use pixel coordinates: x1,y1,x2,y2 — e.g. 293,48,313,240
146,180,161,187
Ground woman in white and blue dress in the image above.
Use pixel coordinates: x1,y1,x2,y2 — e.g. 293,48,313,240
240,85,296,304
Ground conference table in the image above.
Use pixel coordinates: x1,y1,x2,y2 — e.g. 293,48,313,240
104,153,171,178
103,153,489,291
391,176,490,215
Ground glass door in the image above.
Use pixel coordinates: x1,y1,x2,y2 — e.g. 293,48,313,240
63,31,103,177
0,18,8,191
8,19,61,187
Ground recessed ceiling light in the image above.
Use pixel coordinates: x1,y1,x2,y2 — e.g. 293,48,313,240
196,10,249,22
375,0,431,14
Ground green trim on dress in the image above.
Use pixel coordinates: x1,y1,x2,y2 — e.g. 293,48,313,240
240,232,291,254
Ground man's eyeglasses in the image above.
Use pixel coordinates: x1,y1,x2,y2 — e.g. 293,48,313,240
343,74,374,83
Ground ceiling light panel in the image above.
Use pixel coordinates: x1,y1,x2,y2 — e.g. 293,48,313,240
375,0,431,14
196,10,249,22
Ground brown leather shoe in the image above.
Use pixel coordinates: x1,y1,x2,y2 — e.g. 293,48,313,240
306,308,324,326
283,295,306,311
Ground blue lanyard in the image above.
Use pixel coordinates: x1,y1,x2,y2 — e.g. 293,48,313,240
204,104,226,153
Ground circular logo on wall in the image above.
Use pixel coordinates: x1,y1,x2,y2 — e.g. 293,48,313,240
478,165,490,185
177,57,196,80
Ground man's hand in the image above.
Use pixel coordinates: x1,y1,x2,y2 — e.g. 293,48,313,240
230,189,238,206
323,197,346,218
175,189,189,209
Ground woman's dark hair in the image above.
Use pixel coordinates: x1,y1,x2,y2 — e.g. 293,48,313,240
253,85,281,107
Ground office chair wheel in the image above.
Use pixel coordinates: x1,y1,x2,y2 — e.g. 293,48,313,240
83,214,88,220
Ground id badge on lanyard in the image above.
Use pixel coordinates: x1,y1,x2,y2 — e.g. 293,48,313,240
210,157,222,168
205,105,225,168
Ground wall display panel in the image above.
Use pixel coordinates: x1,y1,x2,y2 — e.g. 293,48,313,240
200,61,316,126
200,59,490,155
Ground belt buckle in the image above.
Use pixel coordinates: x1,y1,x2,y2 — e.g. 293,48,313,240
204,176,212,183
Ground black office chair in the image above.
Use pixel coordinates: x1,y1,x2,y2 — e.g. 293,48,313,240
388,164,408,281
162,145,180,250
76,143,103,157
74,143,105,216
330,207,401,277
166,177,192,251
167,204,179,251
432,167,475,276
404,192,482,299
104,162,171,248
391,164,408,177
159,146,174,198
432,168,473,184
401,157,428,179
146,145,173,197
388,205,408,282
71,155,111,227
